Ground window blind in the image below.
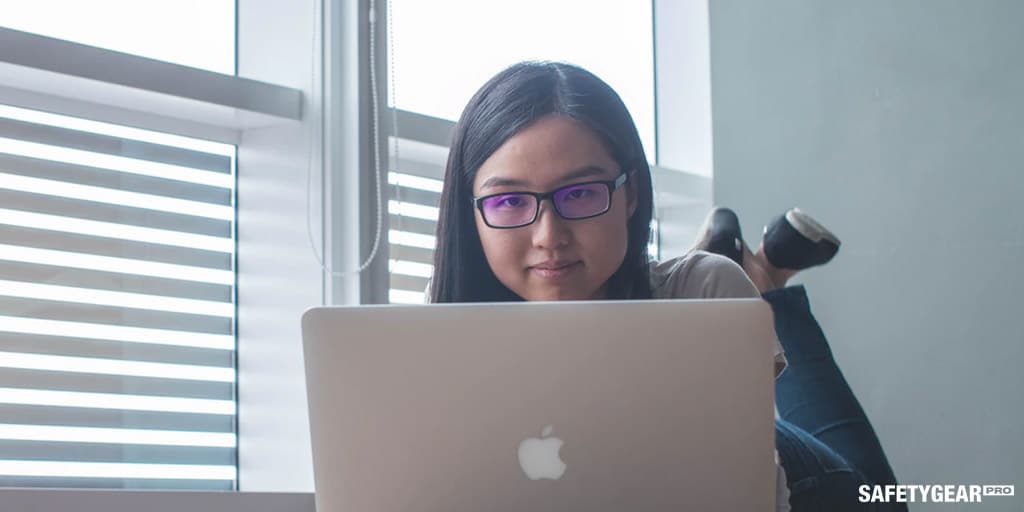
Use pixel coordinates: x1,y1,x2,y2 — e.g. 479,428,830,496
387,136,446,304
0,105,236,489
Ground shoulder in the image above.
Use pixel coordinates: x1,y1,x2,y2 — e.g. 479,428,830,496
649,250,760,299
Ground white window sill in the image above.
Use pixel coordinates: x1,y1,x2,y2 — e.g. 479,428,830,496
0,488,314,512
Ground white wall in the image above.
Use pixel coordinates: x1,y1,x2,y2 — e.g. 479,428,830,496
708,1,1023,510
235,0,321,492
235,0,378,492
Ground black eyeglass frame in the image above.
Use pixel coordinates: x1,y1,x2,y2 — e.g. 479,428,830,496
471,171,631,229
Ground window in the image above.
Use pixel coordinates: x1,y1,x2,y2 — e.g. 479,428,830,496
0,104,237,489
0,0,235,74
388,0,655,157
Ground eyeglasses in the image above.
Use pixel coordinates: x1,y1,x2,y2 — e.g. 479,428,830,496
472,171,630,229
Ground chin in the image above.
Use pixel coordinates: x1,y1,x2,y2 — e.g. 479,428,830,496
524,288,593,302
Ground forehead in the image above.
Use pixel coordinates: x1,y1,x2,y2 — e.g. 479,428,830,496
473,115,616,192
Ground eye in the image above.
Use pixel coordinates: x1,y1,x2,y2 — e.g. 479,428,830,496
492,195,528,209
564,188,592,200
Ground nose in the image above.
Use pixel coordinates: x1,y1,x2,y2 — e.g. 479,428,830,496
531,199,570,249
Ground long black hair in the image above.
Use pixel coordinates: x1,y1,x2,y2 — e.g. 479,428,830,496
429,61,654,303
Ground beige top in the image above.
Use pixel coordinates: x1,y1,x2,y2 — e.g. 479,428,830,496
649,250,787,369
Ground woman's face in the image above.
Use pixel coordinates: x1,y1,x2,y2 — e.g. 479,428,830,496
472,115,636,301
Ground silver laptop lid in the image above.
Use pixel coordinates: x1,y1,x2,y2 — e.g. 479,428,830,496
302,299,776,512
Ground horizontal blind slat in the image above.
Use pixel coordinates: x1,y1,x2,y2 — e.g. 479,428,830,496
0,314,233,350
0,260,231,302
0,404,234,433
388,184,440,208
0,171,231,220
0,296,233,334
390,245,435,267
0,332,233,368
0,279,231,318
387,111,456,148
0,441,235,466
0,460,235,480
391,156,445,181
0,118,231,173
0,387,234,415
388,214,436,238
0,224,232,270
389,274,430,294
0,279,232,317
0,207,232,253
0,369,233,401
389,133,452,165
0,351,232,383
0,475,233,490
0,423,234,447
0,189,232,238
0,152,232,206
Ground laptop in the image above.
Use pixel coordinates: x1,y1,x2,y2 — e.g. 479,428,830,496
301,298,776,512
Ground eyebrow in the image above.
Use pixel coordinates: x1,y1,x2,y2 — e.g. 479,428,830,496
478,166,610,191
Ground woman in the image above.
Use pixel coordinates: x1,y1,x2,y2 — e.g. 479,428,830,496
428,60,902,511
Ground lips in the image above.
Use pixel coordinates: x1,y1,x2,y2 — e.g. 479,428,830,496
529,260,581,280
530,261,578,270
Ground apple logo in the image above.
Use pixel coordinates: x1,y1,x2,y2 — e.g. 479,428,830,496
517,424,567,480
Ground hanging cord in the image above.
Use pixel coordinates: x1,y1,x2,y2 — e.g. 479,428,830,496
387,0,401,222
305,0,397,278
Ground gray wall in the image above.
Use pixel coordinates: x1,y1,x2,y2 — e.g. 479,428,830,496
708,1,1023,510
